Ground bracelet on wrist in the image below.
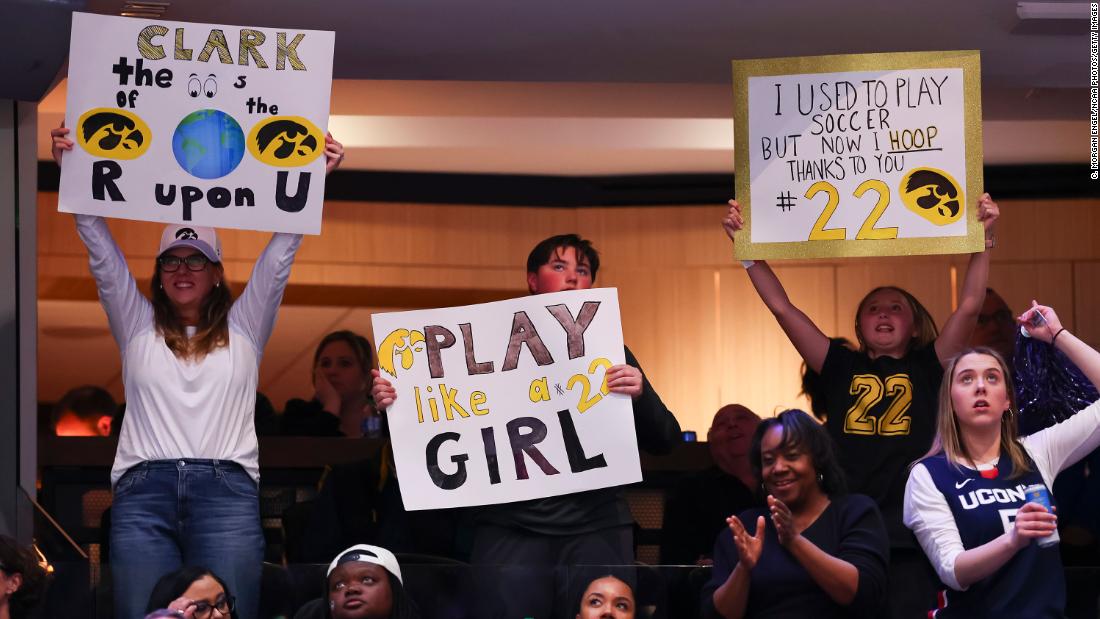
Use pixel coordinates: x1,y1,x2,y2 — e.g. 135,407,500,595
1052,327,1066,347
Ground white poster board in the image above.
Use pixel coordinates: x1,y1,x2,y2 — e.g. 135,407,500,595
733,51,984,260
372,288,641,511
59,12,334,234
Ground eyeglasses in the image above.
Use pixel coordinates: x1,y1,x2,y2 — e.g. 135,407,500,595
158,254,210,272
191,595,234,619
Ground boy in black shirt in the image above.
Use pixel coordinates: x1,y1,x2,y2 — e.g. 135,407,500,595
372,234,681,618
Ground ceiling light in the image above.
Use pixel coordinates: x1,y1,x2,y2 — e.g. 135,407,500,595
1016,2,1091,20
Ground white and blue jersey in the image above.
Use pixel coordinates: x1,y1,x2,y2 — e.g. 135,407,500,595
914,453,1061,618
904,400,1100,619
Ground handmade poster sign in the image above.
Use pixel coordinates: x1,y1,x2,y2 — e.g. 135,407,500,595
59,12,334,234
372,288,641,510
732,51,983,260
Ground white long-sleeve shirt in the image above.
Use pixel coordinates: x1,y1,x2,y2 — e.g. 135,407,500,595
75,215,301,485
903,399,1100,590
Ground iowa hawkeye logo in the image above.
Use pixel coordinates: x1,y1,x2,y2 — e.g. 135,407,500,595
247,116,325,167
377,329,425,377
76,109,152,160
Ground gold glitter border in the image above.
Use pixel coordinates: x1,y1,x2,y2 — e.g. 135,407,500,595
731,51,984,261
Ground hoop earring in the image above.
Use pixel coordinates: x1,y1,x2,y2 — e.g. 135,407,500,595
817,472,824,484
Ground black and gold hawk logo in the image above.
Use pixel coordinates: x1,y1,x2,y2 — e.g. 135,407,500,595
899,168,964,226
76,109,152,160
247,116,325,167
175,228,199,240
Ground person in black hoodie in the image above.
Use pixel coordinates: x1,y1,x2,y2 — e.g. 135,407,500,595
371,234,681,618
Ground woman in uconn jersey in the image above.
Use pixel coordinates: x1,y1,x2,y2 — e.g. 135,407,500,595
903,302,1100,618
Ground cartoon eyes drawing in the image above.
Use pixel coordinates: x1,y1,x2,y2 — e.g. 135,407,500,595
188,74,217,99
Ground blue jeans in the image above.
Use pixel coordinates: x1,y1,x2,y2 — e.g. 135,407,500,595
110,459,264,619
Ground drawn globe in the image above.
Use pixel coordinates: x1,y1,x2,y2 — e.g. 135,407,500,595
171,109,246,180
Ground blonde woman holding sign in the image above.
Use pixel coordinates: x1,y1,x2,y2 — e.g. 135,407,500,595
51,126,343,619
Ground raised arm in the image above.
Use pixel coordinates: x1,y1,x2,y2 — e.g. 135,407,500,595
231,135,345,352
934,193,999,364
1022,303,1100,389
230,233,303,352
723,200,829,372
53,126,151,349
1018,303,1100,474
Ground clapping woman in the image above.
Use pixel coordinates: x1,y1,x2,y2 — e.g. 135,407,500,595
703,410,889,618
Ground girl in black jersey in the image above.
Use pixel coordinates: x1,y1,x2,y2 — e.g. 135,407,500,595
721,195,998,617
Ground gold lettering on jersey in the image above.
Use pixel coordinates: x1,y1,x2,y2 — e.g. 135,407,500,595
843,373,914,436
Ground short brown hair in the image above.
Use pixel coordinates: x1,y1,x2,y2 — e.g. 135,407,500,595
526,234,600,282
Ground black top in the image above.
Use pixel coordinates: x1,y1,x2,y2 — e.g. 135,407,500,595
659,466,759,565
282,397,387,438
477,346,681,535
820,341,942,547
701,494,890,619
282,398,345,436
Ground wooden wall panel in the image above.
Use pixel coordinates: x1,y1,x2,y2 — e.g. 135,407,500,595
35,191,1100,437
984,262,1075,331
1073,262,1100,348
717,265,836,420
994,199,1100,262
607,267,720,435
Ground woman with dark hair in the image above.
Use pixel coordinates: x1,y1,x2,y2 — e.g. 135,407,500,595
904,303,1100,618
575,574,636,619
51,126,344,619
0,536,48,619
145,566,236,619
702,409,889,618
293,544,421,619
282,330,381,437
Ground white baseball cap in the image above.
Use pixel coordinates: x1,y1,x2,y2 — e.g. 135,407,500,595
158,224,222,262
327,544,403,584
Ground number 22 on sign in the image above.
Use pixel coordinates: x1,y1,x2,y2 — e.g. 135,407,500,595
806,179,898,241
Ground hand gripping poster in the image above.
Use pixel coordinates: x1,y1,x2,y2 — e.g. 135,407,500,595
732,51,984,260
372,289,643,511
59,12,335,234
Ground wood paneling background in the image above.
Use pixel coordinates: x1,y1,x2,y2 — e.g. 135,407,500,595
37,194,1100,435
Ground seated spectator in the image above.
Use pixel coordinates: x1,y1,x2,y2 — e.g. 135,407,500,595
293,544,421,619
145,566,237,619
971,288,1016,371
702,409,889,618
284,451,457,564
0,536,48,619
576,574,635,619
51,385,117,436
283,331,382,438
660,404,761,565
